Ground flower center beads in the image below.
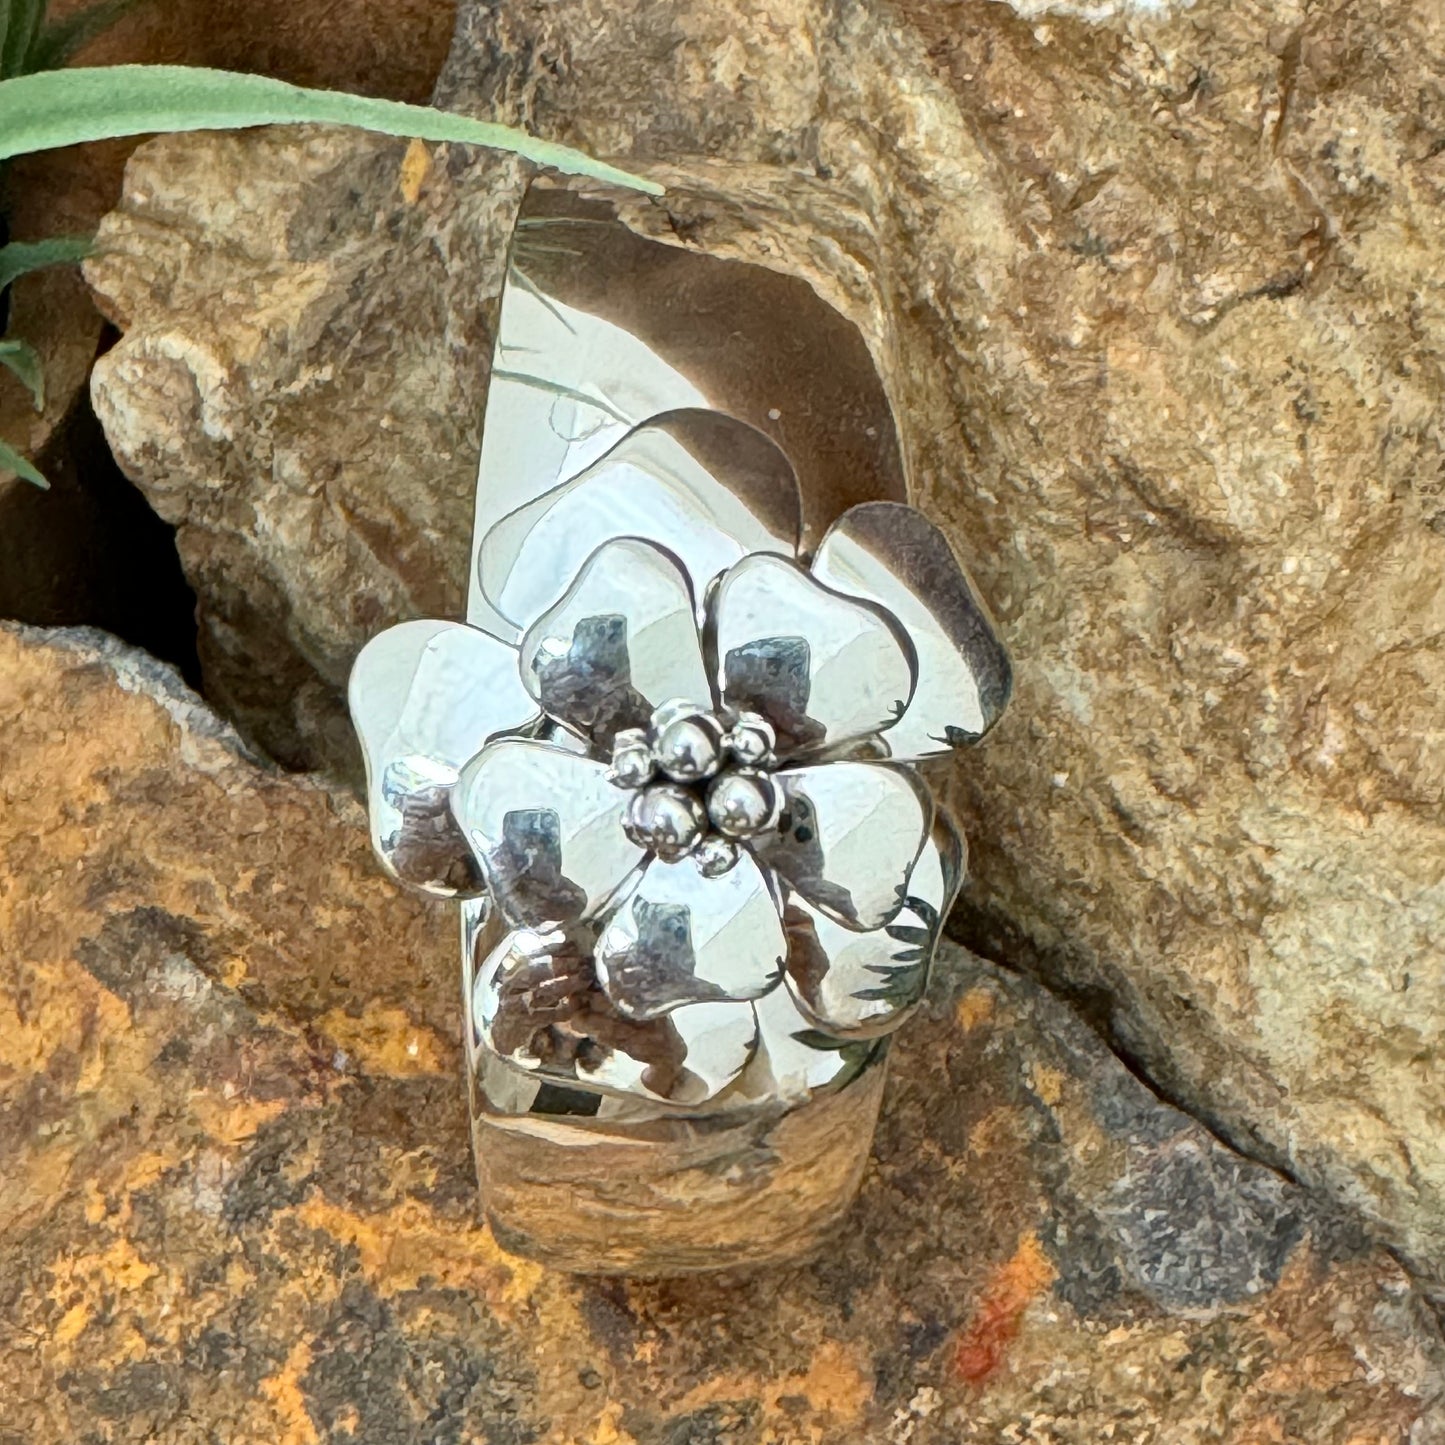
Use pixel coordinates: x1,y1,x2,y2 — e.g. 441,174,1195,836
610,702,779,876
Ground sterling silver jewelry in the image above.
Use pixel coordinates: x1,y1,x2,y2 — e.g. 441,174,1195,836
348,179,1011,1274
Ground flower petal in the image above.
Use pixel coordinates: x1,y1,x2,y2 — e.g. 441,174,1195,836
469,922,757,1106
453,738,645,928
594,851,786,1020
348,620,538,898
811,502,1012,758
751,761,932,932
477,410,801,637
518,537,712,749
784,814,964,1037
740,981,882,1103
708,554,916,758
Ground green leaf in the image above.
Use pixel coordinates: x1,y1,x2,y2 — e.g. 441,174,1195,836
0,433,48,487
0,66,663,194
1,0,44,79
27,0,140,74
0,235,92,292
0,336,44,408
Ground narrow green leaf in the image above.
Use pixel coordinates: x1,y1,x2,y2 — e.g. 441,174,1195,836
0,337,44,408
0,235,92,292
0,433,48,487
1,0,44,79
0,1,11,81
0,66,663,194
26,0,139,74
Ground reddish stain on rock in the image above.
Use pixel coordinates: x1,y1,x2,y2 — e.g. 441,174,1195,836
951,1232,1057,1387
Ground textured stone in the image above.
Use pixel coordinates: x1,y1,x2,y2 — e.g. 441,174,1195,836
0,269,97,486
53,0,455,103
88,131,522,771
0,0,456,493
85,0,1445,1295
3,622,1443,1442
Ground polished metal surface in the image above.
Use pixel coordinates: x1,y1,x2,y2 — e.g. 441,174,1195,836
753,761,933,932
812,502,1012,756
693,835,741,879
746,981,881,1102
652,705,726,784
467,182,908,641
622,782,708,862
724,712,775,768
519,537,712,749
705,770,779,839
608,727,657,789
452,738,645,929
603,701,784,870
470,919,758,1107
785,815,964,1038
479,411,802,639
347,178,1014,1159
709,553,917,759
594,850,785,1019
349,619,537,897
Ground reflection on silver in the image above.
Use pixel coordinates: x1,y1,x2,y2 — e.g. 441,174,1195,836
608,727,657,789
812,502,1012,757
349,620,537,897
471,923,757,1107
740,980,882,1103
452,738,644,928
706,769,779,839
604,700,785,876
753,761,932,932
519,537,711,748
694,835,741,879
623,782,708,862
724,712,775,767
594,851,785,1019
785,815,964,1037
478,412,800,637
709,554,916,758
652,705,726,784
467,182,907,643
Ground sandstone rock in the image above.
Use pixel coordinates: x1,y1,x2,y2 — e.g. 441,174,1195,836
88,131,523,771
0,270,98,489
53,0,455,104
85,0,1445,1297
0,0,456,493
3,621,1442,1442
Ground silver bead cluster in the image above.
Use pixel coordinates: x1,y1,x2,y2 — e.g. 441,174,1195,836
610,702,779,874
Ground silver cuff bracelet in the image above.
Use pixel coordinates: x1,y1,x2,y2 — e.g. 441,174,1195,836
347,178,1011,1274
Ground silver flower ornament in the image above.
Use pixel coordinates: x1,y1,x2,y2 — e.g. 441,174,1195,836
350,472,1009,1114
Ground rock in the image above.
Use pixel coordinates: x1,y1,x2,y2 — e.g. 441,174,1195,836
84,0,1445,1297
0,185,105,492
0,402,203,677
88,131,524,771
3,621,1442,1441
0,268,99,490
60,0,455,105
0,0,456,493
